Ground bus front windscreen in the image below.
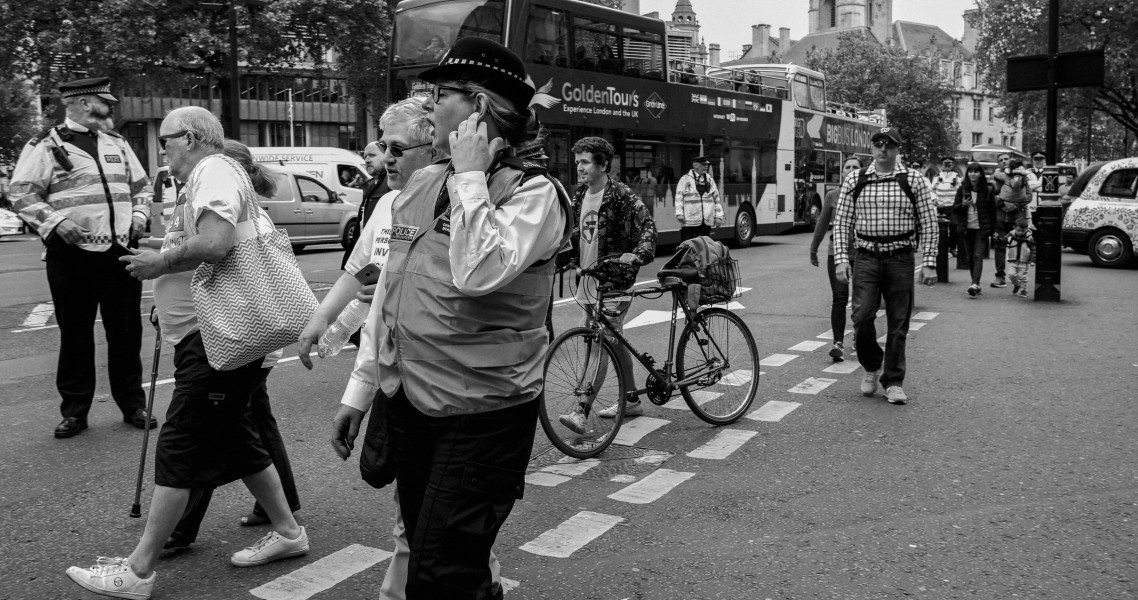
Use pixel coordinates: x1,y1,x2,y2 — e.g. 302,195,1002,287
393,0,504,67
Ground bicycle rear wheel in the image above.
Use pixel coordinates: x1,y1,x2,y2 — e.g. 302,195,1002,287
675,307,759,425
540,328,626,459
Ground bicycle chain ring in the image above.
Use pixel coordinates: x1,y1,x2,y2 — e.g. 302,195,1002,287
644,370,672,405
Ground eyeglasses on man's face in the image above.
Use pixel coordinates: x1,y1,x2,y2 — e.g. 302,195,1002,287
158,130,190,150
871,140,898,149
378,140,431,158
431,84,471,103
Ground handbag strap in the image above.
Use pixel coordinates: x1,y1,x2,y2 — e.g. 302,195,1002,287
200,154,270,240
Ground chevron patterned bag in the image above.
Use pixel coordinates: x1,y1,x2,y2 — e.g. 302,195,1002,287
191,158,317,371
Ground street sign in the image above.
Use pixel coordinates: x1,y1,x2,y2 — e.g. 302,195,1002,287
1007,49,1106,92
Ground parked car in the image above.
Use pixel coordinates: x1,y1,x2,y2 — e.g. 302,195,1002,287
147,166,358,252
0,208,24,237
1061,157,1138,268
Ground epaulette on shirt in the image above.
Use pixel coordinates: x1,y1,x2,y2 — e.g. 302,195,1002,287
27,124,64,146
104,130,125,140
499,155,547,176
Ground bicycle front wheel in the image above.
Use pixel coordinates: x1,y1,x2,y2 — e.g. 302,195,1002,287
540,328,626,459
675,307,759,425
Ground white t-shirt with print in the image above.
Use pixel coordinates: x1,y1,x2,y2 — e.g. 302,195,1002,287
574,188,604,304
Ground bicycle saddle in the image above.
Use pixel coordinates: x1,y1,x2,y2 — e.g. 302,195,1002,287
656,267,701,284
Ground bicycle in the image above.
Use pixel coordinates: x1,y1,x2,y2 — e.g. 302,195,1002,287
539,256,760,459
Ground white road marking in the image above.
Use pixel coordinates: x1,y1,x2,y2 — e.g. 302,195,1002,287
788,377,838,394
721,369,754,386
660,390,719,410
624,309,682,330
745,400,800,422
608,468,695,504
817,329,852,340
687,429,758,459
613,417,671,446
21,303,53,328
633,451,671,466
788,340,828,352
909,322,926,331
250,544,391,600
609,474,637,483
501,577,520,593
541,457,601,477
912,311,939,320
519,511,624,558
822,362,862,374
553,278,659,306
526,472,571,487
723,300,746,311
759,353,797,367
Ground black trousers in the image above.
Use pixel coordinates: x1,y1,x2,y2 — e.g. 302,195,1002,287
680,224,712,241
388,389,537,600
45,241,144,420
170,367,301,543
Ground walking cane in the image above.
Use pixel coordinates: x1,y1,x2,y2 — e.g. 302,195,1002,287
130,307,162,518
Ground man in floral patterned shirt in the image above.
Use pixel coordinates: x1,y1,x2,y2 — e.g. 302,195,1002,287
557,136,657,432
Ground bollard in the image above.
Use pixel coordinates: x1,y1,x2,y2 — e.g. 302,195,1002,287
1034,166,1062,302
936,217,950,283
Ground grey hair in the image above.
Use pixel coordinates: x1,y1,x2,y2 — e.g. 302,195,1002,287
452,81,544,150
165,106,224,150
378,96,433,145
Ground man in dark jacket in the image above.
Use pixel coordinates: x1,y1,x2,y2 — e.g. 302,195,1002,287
340,142,389,270
557,136,656,432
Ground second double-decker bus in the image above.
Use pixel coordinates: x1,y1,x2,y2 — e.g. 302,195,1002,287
389,0,881,245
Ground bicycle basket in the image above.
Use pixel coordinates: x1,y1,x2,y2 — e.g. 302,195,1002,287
698,258,740,305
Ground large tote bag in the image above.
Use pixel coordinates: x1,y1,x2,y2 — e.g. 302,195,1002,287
191,158,317,370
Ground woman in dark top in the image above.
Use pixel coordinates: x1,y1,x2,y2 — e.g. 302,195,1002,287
952,162,997,297
809,156,863,361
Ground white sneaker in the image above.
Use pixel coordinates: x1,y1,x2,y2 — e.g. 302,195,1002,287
860,369,880,396
231,527,309,567
557,408,587,434
66,557,155,599
884,386,908,405
598,399,643,419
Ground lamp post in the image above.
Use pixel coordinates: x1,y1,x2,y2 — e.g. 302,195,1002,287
274,88,295,145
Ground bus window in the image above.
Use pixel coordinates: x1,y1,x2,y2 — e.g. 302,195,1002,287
808,76,826,110
758,140,777,183
393,0,503,66
525,5,570,67
573,17,619,73
620,27,664,79
791,74,807,109
824,151,841,183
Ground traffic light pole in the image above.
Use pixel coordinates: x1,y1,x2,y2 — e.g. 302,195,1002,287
228,2,241,138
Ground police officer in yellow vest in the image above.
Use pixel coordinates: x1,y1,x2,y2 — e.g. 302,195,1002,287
376,37,570,600
9,77,156,439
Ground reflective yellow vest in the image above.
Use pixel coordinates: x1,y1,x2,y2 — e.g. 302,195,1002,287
377,162,571,416
9,121,151,251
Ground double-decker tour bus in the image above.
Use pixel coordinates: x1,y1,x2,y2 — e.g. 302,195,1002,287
389,0,882,245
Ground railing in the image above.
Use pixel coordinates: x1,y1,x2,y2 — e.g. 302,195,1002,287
667,59,789,100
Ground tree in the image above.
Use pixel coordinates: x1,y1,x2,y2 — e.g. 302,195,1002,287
0,78,42,166
805,32,960,163
0,0,393,131
975,0,1138,156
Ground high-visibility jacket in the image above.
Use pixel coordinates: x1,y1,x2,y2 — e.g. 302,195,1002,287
675,170,723,227
9,119,151,251
377,162,571,416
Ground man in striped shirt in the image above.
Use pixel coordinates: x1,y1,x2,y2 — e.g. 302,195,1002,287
832,127,939,405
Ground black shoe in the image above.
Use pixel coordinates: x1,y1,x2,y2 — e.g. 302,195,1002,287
125,409,158,430
828,342,844,362
163,535,194,551
54,417,88,439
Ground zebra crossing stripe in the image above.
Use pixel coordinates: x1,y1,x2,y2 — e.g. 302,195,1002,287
759,354,797,367
909,322,926,331
660,390,719,410
817,329,852,339
21,303,53,328
608,468,695,504
788,377,837,395
721,369,753,386
745,400,800,422
687,429,758,459
912,311,939,320
541,457,601,477
788,340,828,352
519,511,624,558
250,544,391,600
526,472,570,487
613,416,670,446
822,362,862,374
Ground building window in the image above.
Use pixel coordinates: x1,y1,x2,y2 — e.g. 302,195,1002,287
951,96,961,120
830,1,836,28
258,122,306,146
1009,135,1016,148
988,106,994,123
972,98,982,121
972,132,982,146
339,125,361,152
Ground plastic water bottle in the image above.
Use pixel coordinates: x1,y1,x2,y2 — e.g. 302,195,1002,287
318,299,369,358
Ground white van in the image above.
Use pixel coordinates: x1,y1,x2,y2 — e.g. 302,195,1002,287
251,147,370,206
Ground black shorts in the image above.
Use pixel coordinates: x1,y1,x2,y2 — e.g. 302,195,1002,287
154,331,271,489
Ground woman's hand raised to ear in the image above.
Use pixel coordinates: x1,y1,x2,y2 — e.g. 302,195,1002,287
450,112,508,174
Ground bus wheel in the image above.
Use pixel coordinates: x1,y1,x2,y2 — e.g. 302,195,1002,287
731,206,755,248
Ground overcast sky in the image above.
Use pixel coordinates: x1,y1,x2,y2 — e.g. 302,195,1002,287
635,0,981,60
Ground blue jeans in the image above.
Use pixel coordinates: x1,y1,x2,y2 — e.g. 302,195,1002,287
851,252,914,388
